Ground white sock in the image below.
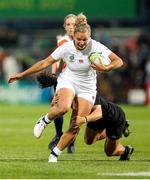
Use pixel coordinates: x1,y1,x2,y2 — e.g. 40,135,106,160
44,113,52,124
53,147,62,156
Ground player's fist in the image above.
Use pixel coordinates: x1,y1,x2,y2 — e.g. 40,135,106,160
75,116,87,126
8,73,23,83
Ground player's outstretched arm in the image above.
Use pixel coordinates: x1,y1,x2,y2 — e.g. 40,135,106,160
8,55,56,84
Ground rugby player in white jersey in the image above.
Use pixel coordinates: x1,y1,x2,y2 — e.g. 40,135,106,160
8,13,124,162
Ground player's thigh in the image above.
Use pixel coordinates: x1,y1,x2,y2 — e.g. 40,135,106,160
84,126,104,144
68,96,92,118
68,97,93,133
75,96,93,116
52,88,75,110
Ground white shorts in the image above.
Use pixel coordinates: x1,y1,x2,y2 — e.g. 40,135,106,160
56,76,96,105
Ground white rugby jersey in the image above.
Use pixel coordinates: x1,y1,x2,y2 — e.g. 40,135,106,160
51,38,112,91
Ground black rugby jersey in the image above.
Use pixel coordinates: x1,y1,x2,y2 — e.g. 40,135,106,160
95,94,124,122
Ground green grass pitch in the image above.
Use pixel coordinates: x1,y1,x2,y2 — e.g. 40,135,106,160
0,103,150,179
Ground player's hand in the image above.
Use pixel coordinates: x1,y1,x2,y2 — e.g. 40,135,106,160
75,116,87,127
90,61,109,72
8,73,23,83
71,116,87,129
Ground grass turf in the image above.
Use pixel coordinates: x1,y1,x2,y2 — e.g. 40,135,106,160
0,103,150,179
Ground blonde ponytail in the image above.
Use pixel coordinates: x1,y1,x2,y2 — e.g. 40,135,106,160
75,13,87,26
74,13,91,35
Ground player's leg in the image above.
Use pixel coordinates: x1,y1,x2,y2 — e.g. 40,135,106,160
104,137,134,160
66,101,78,153
48,96,93,162
105,137,125,156
84,126,106,145
104,111,134,160
67,140,75,153
48,116,63,150
104,107,134,160
48,88,75,119
54,116,63,137
67,119,76,154
48,84,64,150
33,88,75,138
49,96,77,152
56,96,93,150
84,117,106,144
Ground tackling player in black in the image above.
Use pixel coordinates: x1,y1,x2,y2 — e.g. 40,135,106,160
75,94,134,160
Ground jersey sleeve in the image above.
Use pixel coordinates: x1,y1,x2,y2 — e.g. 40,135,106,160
51,44,66,61
94,94,101,105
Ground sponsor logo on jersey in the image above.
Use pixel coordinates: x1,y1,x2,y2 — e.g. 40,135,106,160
69,55,75,62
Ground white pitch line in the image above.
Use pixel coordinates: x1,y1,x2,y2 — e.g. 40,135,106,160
97,172,150,176
0,157,44,160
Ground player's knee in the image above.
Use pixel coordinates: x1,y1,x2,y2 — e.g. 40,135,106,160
105,149,113,157
105,152,113,157
59,106,69,115
85,141,93,145
84,136,93,145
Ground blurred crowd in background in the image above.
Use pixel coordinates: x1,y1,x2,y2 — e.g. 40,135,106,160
0,25,150,104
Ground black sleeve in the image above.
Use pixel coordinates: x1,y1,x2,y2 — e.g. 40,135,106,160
94,94,101,105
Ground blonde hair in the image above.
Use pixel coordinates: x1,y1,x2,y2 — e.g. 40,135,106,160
74,13,91,35
63,14,76,28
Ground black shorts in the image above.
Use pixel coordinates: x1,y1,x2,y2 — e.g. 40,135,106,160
87,109,126,140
